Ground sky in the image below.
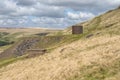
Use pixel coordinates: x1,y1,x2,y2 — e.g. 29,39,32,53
0,0,120,29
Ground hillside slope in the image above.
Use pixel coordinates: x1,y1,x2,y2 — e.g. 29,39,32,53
65,7,120,35
0,28,59,54
0,8,120,80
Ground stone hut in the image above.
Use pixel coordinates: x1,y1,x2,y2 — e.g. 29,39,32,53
72,25,83,34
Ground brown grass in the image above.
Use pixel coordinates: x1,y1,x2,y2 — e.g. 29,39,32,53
0,34,120,80
0,28,49,34
0,28,59,39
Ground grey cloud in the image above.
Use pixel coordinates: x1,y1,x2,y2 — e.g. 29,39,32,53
16,0,37,6
28,4,65,18
0,0,16,15
33,9,65,18
38,0,120,14
0,15,29,27
0,0,120,28
31,17,83,29
0,8,15,15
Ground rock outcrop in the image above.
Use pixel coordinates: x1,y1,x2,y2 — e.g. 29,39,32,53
0,38,40,59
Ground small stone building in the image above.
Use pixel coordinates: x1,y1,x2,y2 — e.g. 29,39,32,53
72,25,83,34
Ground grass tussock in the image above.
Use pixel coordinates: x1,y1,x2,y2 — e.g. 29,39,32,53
0,55,27,68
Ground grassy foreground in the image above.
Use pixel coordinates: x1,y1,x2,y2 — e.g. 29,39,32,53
0,34,119,80
0,54,29,68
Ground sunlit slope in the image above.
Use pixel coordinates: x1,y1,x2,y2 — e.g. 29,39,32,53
0,34,120,80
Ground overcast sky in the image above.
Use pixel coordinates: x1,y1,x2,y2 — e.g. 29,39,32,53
0,0,120,29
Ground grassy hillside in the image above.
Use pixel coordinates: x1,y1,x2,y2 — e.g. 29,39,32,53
0,28,59,51
0,34,119,80
0,7,120,80
64,7,120,36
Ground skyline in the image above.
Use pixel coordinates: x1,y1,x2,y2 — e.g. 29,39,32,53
0,0,120,29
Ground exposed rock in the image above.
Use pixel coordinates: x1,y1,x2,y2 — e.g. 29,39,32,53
86,34,94,38
25,49,47,58
14,39,40,56
0,38,40,59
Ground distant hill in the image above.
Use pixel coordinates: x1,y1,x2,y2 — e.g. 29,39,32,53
0,28,59,54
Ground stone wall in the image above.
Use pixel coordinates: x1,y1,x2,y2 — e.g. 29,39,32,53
72,25,83,34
